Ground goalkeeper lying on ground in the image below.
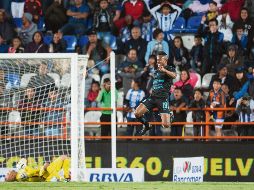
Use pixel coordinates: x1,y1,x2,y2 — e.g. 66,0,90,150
5,155,70,182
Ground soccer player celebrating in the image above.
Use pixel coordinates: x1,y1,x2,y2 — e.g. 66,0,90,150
134,51,176,135
5,155,70,182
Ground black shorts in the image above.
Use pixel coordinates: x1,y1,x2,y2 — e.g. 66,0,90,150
141,95,170,114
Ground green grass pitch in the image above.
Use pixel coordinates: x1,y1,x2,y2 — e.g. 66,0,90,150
1,182,254,190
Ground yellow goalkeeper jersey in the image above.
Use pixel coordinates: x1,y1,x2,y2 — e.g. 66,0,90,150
16,157,70,182
16,166,44,182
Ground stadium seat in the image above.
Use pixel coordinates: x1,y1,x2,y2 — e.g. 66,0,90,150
13,17,23,28
181,35,194,50
47,73,60,88
78,35,89,48
169,17,186,33
109,35,117,50
43,35,53,45
186,16,202,33
202,73,216,89
20,73,36,88
5,73,20,90
100,73,110,86
91,74,100,82
63,35,77,52
37,16,45,31
194,73,202,88
8,110,22,135
60,73,71,88
84,111,102,136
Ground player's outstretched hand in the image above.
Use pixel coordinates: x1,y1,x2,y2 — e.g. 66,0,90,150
16,158,27,170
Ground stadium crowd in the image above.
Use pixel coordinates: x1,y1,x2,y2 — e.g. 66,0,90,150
0,0,254,138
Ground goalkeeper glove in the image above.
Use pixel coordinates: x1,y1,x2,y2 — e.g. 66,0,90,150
16,158,27,170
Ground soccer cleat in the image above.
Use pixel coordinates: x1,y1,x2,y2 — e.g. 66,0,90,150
135,123,151,136
169,111,174,123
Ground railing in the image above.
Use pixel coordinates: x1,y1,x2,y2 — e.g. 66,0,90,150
0,106,253,140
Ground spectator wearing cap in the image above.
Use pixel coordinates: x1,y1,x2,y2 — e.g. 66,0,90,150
209,63,234,94
25,31,48,53
123,26,147,67
145,28,169,65
0,9,16,43
59,0,89,36
18,12,38,46
82,29,112,75
24,0,42,24
147,1,182,41
231,66,248,97
220,44,244,77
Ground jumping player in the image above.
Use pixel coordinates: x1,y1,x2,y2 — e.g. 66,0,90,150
134,51,176,135
5,155,70,182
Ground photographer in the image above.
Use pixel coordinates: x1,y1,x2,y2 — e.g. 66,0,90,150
236,95,254,137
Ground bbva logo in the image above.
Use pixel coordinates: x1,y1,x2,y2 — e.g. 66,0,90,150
90,173,134,182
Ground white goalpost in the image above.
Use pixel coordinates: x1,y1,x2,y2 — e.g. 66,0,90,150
0,53,87,181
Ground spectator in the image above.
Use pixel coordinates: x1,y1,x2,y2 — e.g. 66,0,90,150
209,64,234,93
148,1,182,41
45,0,67,33
197,18,224,75
140,11,157,42
205,1,219,22
86,81,100,107
217,13,233,43
122,0,147,24
28,61,55,100
118,49,143,95
25,31,48,53
18,87,41,135
59,0,89,36
244,0,254,20
145,28,169,64
219,0,245,22
207,78,226,137
43,87,64,136
190,35,203,74
18,13,38,46
231,66,248,96
119,15,133,43
48,32,67,53
0,34,9,53
24,0,42,24
221,44,244,77
82,29,111,75
93,0,114,44
0,9,16,43
8,36,24,53
231,23,248,56
169,36,190,71
123,26,147,66
170,87,187,137
124,78,145,136
171,69,194,104
236,95,254,137
96,78,118,136
189,88,206,137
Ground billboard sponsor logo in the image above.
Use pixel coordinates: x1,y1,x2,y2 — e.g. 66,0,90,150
183,161,191,173
90,173,133,182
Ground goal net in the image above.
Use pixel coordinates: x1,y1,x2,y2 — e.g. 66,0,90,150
0,53,87,181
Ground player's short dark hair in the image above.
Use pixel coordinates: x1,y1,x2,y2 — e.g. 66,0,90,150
194,88,203,96
103,78,110,83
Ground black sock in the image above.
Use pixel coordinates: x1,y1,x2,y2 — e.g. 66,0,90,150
137,116,149,127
